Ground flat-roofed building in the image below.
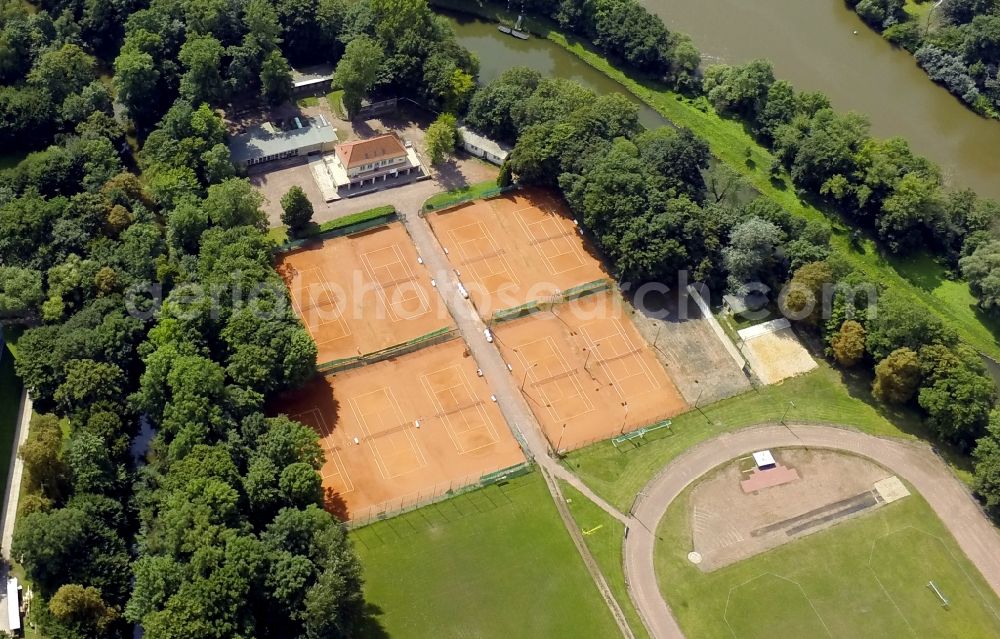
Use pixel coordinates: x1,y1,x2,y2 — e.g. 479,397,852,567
458,126,510,165
292,64,334,95
229,118,338,168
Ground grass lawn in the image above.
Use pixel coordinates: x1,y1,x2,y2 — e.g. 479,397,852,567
542,30,1000,358
657,484,1000,638
562,360,947,513
422,178,499,210
0,350,22,495
297,96,319,108
327,90,346,119
351,471,620,639
560,481,650,639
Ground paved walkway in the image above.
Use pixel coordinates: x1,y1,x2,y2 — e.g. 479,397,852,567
623,424,1000,639
397,205,635,637
0,387,31,634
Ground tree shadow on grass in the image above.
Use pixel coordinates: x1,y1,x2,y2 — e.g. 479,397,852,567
835,362,975,476
355,603,391,639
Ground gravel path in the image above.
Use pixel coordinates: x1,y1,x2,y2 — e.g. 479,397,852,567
623,424,1000,639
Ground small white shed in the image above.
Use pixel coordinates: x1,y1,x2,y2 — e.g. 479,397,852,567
752,450,777,470
458,126,510,165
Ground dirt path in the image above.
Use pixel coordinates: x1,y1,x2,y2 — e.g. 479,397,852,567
623,424,1000,639
0,387,31,634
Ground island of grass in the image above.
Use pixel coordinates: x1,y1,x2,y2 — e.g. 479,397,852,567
351,471,621,639
658,481,1000,638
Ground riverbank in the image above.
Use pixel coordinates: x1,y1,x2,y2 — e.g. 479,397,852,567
435,1,1000,358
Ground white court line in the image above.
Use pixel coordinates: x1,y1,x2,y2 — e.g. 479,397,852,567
513,337,594,423
360,244,430,322
291,267,353,342
450,225,519,294
513,209,583,275
293,408,354,493
420,366,500,454
350,387,428,481
580,320,660,392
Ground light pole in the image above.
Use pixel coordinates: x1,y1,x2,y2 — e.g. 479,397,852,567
780,400,796,425
521,362,538,391
618,402,630,435
556,423,567,453
694,387,709,422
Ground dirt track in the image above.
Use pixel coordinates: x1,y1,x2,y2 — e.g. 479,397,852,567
623,424,1000,639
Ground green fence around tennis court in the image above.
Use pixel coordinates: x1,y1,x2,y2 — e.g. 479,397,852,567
489,278,614,326
316,326,460,374
277,207,398,253
421,183,518,214
479,461,533,487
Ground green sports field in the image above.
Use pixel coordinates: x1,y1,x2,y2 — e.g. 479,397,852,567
351,471,620,639
656,485,1000,638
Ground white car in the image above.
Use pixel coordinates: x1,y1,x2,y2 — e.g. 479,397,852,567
483,328,494,343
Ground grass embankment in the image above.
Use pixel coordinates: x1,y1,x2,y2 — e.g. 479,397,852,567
327,90,346,119
544,31,1000,358
658,484,1000,638
271,205,396,246
351,471,621,639
422,178,500,211
564,361,939,513
559,481,650,639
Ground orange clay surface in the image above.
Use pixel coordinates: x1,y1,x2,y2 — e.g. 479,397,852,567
494,291,687,451
276,222,453,365
426,188,608,318
272,339,525,521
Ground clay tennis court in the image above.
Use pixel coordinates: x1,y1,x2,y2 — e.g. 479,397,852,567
276,222,452,365
272,339,525,521
426,188,607,317
493,291,687,451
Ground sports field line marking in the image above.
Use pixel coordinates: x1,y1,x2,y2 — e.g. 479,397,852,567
580,320,661,393
293,408,354,493
869,525,1000,627
511,205,587,274
360,244,430,322
512,336,594,423
448,222,520,293
349,387,427,480
290,267,353,340
723,572,833,639
419,365,500,454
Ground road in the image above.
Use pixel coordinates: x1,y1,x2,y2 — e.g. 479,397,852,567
0,387,31,634
623,424,1000,639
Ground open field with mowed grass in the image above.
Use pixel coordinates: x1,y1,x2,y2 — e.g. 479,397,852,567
657,484,1000,638
560,481,650,639
563,361,946,513
351,471,620,639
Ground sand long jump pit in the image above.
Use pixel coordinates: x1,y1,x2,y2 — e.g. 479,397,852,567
276,222,453,365
493,291,687,451
426,188,608,317
273,339,525,521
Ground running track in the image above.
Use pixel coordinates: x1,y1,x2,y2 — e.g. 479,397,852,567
623,424,1000,638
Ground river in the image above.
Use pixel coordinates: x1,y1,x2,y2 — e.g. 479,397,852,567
642,0,1000,200
443,12,668,130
